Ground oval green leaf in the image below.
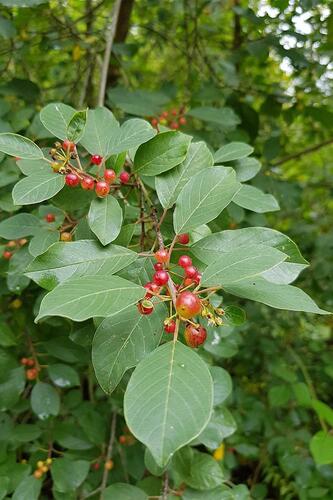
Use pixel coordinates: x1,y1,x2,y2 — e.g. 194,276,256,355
12,171,65,205
40,103,76,140
0,133,43,159
88,196,123,246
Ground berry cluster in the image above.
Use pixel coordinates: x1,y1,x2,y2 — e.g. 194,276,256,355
21,357,39,380
2,238,27,260
33,458,52,479
49,140,131,198
150,107,187,130
137,233,224,348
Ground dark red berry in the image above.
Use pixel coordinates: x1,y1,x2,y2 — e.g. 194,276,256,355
153,270,169,286
154,262,163,271
45,213,55,223
177,233,190,245
119,171,130,184
95,181,110,198
185,265,197,279
3,251,12,260
65,173,80,187
91,155,103,165
26,358,35,367
81,177,95,190
137,301,154,315
176,291,201,319
170,121,179,130
104,169,116,184
193,272,202,285
184,324,207,348
178,255,192,268
155,249,169,263
164,319,176,334
62,139,75,152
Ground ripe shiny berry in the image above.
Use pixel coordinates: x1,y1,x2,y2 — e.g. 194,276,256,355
179,116,187,125
164,319,176,334
178,255,192,268
62,139,75,152
26,368,38,380
153,270,169,286
3,251,12,260
193,272,202,285
184,324,207,348
45,213,55,223
155,249,169,263
185,265,197,279
176,291,201,319
91,154,103,165
81,177,95,190
137,301,154,315
60,232,72,242
178,233,190,244
170,121,179,130
104,169,116,183
95,180,110,197
154,262,163,271
65,173,80,187
119,171,130,184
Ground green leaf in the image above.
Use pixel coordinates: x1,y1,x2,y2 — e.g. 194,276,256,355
134,131,191,176
310,431,333,465
312,400,333,427
214,142,254,163
103,483,148,500
80,107,119,156
124,341,213,467
182,486,234,500
28,229,59,258
48,364,80,388
262,262,308,285
173,167,240,234
223,305,246,326
201,245,287,286
233,184,279,213
0,133,43,159
40,103,76,140
27,240,137,290
12,476,42,500
88,196,123,246
16,158,49,176
66,109,87,143
35,275,145,322
51,459,90,493
0,367,25,410
12,424,42,442
30,382,60,419
173,448,224,490
108,87,170,117
7,246,34,293
191,227,307,265
109,118,156,155
210,366,232,406
224,277,330,314
0,477,9,500
12,171,65,205
233,157,261,183
196,407,237,448
155,141,214,209
187,107,240,129
0,321,17,346
92,303,164,394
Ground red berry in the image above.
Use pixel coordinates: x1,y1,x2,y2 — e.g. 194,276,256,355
193,272,202,285
151,118,159,127
65,173,80,187
26,368,38,380
183,277,195,287
81,177,95,190
26,358,35,367
20,357,29,366
170,121,179,130
153,270,169,286
177,233,190,245
95,180,110,198
184,324,207,348
137,301,154,315
92,463,100,470
62,139,75,152
171,108,178,116
119,171,130,184
154,249,169,263
104,169,116,184
45,213,55,223
161,111,169,118
119,435,127,444
176,291,201,319
91,155,103,165
185,265,197,279
164,319,176,334
154,262,163,271
3,251,12,260
178,255,192,268
179,116,187,125
144,282,160,298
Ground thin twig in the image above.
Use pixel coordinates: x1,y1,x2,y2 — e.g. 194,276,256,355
99,413,117,498
271,138,333,166
162,471,169,500
98,0,123,106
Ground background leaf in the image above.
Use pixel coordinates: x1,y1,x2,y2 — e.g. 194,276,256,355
30,382,60,419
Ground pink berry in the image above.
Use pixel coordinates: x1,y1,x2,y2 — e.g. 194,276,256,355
119,171,130,184
178,255,192,268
